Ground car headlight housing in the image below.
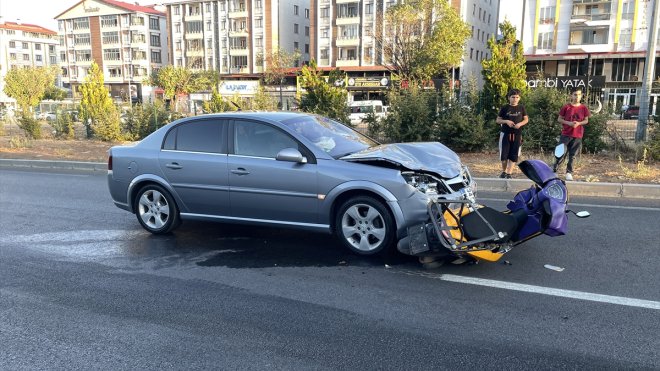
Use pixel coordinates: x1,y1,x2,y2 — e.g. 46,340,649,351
402,172,439,197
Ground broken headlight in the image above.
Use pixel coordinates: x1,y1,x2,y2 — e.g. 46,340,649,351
402,172,439,197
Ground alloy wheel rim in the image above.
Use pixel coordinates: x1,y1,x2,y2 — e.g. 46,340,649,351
341,203,386,252
138,190,170,230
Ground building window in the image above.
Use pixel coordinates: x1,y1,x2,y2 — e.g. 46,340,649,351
102,32,119,44
108,67,122,77
101,15,118,27
207,21,212,31
207,38,213,48
294,24,299,33
294,41,299,50
622,2,634,20
365,25,372,36
173,5,180,15
36,55,43,62
185,21,203,33
255,18,262,28
175,23,181,33
103,48,120,60
73,17,89,30
321,7,329,18
305,44,309,53
566,59,588,76
365,3,373,15
35,43,42,50
151,51,162,63
305,8,309,18
206,3,212,12
320,48,329,59
619,29,632,48
321,27,329,38
75,50,92,61
540,6,555,23
22,42,28,49
470,48,473,59
305,26,310,36
9,41,15,48
220,1,226,10
131,16,145,26
255,37,262,47
591,59,604,76
9,53,16,60
60,51,66,61
150,34,161,47
537,32,553,49
294,5,299,15
150,17,160,30
75,34,91,45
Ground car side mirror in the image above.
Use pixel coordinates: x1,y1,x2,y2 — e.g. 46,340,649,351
567,209,590,218
276,148,307,164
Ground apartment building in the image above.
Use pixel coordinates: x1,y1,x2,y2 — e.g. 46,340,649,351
0,21,60,109
55,0,168,103
311,0,499,101
500,0,660,114
165,0,310,108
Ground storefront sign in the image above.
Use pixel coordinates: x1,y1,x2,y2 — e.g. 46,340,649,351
219,80,259,95
527,76,605,89
347,77,389,88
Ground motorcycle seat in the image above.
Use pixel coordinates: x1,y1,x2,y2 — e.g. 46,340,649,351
460,207,526,243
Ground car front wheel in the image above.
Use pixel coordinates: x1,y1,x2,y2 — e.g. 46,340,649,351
335,196,395,255
135,184,179,234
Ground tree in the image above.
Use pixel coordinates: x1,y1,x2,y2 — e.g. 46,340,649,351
43,86,68,101
3,66,58,139
202,88,240,113
258,48,301,109
377,0,470,82
298,60,349,123
249,86,278,111
481,21,528,116
145,65,216,113
79,61,121,140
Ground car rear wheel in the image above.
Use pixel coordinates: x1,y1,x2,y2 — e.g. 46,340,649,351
135,184,180,234
335,196,395,255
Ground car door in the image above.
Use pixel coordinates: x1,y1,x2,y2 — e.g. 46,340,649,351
228,119,319,224
158,118,230,216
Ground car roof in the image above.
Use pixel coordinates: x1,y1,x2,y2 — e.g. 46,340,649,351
186,111,312,122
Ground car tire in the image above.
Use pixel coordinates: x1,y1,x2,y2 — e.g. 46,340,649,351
134,184,180,234
335,196,395,256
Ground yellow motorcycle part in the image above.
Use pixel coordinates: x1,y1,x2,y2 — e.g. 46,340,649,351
442,207,474,242
467,250,504,262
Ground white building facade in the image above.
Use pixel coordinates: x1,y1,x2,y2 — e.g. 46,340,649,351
0,21,60,109
55,0,168,103
500,0,660,113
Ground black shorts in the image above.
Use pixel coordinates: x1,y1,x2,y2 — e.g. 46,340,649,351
499,132,522,162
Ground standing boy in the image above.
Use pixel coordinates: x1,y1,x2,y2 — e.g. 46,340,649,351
553,88,590,181
496,89,528,179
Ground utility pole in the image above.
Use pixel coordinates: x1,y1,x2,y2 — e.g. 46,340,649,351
637,0,660,142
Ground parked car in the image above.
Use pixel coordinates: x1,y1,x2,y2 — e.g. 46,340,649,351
622,105,639,119
107,112,474,256
37,112,57,121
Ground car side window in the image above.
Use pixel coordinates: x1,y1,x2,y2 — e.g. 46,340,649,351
234,120,298,158
164,120,226,153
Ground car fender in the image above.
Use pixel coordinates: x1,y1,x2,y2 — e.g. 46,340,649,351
127,173,187,213
321,180,406,230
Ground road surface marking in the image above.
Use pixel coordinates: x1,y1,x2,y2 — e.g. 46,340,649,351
395,270,660,310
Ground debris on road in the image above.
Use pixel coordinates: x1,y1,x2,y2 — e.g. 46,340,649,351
544,264,565,272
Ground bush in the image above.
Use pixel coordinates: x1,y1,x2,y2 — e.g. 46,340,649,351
522,87,566,151
50,110,75,139
435,105,489,151
122,101,176,140
643,121,660,161
91,107,122,141
379,86,438,142
17,114,42,139
582,111,608,153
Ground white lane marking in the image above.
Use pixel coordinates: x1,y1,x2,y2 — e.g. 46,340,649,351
395,270,660,310
479,197,660,212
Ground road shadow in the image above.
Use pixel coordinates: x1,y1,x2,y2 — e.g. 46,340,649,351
124,221,417,269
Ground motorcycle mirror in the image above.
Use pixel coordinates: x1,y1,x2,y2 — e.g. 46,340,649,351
554,143,566,159
567,209,590,218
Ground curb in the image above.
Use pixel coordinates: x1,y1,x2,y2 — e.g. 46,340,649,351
473,178,659,200
1,159,658,200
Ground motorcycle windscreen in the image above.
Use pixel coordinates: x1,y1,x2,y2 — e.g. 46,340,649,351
518,159,557,185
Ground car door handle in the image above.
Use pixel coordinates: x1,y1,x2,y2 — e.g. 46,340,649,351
165,162,183,170
231,168,250,175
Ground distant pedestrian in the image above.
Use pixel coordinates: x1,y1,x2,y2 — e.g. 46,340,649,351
495,89,528,179
553,87,591,181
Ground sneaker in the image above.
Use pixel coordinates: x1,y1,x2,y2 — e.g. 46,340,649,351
565,173,573,181
499,172,507,178
505,174,512,179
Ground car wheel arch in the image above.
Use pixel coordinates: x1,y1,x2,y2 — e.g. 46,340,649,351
127,175,182,213
328,188,403,235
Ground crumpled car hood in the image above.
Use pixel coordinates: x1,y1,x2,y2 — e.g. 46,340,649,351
340,142,463,178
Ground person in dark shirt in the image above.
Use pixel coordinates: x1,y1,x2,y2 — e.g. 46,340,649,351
553,87,591,181
495,89,529,179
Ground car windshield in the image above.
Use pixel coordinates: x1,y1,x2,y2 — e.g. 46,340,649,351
281,115,379,158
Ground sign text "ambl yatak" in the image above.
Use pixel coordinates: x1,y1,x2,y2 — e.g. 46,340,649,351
527,76,605,89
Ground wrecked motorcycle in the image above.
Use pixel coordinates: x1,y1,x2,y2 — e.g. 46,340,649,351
397,158,590,263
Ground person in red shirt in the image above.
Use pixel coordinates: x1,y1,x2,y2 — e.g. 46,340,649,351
553,88,590,181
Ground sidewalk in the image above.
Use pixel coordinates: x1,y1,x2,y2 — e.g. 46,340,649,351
1,158,659,200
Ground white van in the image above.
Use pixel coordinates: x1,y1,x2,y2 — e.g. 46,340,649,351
348,100,386,126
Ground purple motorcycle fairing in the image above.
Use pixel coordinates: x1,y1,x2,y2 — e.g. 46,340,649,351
507,160,568,240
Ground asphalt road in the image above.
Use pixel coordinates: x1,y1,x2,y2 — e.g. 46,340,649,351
1,168,659,370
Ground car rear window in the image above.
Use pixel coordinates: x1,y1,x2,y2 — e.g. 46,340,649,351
164,120,224,153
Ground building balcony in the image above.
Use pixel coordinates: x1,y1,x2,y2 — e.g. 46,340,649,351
185,13,203,21
336,37,359,47
572,0,611,4
229,28,249,37
186,49,204,57
336,0,358,3
184,32,204,39
318,58,330,66
336,58,359,67
336,16,361,25
228,9,248,18
229,46,249,55
230,66,250,74
570,13,611,22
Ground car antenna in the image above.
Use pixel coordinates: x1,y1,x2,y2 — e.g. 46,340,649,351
230,100,242,111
